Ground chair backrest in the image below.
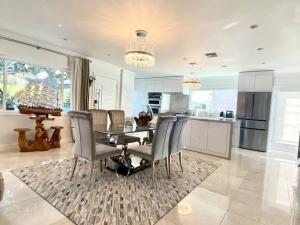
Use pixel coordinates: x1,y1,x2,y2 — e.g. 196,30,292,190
151,115,177,161
68,111,96,161
108,110,125,124
170,115,189,155
89,109,108,127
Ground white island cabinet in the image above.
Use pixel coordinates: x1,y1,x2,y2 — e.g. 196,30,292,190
183,117,234,159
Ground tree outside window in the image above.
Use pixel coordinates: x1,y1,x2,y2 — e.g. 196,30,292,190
1,59,71,112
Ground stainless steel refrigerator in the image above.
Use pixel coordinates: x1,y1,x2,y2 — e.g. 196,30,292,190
236,92,271,151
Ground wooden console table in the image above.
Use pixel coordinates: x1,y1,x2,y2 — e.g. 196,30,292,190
14,116,63,152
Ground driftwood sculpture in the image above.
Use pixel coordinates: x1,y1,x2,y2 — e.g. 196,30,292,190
14,116,63,152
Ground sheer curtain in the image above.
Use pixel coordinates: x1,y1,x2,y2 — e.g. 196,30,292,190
68,56,90,111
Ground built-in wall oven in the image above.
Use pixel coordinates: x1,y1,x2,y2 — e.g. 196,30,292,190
148,92,162,114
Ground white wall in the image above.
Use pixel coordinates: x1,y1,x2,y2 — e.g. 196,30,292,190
0,31,135,150
273,73,300,91
268,72,300,153
120,69,135,117
0,33,72,151
89,58,122,109
0,112,72,151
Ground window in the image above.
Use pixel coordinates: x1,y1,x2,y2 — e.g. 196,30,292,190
0,58,71,112
190,89,237,116
63,72,71,111
281,96,300,143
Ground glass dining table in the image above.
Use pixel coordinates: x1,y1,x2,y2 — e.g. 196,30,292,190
94,123,155,175
94,123,155,137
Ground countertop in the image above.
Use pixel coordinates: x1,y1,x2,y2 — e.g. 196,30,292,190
190,116,236,124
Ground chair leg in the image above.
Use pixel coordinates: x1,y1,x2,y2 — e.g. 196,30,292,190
138,140,142,146
88,161,95,190
179,152,184,172
152,161,155,184
70,157,78,181
168,155,171,179
164,157,169,178
100,160,103,172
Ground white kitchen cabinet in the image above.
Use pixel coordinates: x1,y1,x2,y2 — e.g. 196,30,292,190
238,74,256,92
188,120,208,152
182,119,191,148
254,74,273,92
163,78,183,93
183,118,233,159
135,77,183,93
206,122,231,158
147,79,164,92
239,71,274,92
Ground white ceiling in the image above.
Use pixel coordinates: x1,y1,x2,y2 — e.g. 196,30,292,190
0,0,300,78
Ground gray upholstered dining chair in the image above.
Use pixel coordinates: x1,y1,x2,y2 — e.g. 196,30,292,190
108,110,141,147
126,115,177,182
168,115,189,178
68,111,121,189
89,109,109,144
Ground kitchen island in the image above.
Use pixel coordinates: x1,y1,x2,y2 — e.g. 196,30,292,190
183,116,236,159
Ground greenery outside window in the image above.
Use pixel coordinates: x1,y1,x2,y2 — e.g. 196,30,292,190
0,58,71,112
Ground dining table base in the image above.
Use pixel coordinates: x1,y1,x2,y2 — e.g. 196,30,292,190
106,154,150,176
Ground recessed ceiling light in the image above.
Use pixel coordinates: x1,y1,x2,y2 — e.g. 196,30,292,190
106,53,111,57
58,24,63,27
183,57,187,60
249,24,259,29
62,38,68,41
205,52,218,58
262,62,266,64
189,62,197,66
221,65,227,67
257,47,264,51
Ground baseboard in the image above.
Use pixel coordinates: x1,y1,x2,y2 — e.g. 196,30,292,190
0,137,73,152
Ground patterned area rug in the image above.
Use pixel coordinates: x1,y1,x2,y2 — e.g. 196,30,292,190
12,152,220,225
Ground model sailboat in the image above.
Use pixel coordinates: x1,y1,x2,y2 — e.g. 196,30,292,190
17,81,62,116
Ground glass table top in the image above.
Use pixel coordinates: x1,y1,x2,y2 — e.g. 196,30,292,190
95,123,155,135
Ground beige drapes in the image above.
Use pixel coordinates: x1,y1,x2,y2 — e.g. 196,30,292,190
68,57,90,111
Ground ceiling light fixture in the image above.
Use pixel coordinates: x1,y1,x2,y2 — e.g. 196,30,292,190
182,62,201,90
221,65,227,67
257,47,264,50
58,24,63,27
125,30,155,68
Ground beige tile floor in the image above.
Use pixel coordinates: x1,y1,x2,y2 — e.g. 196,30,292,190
0,144,299,225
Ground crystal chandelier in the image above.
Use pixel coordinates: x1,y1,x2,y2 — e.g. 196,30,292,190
125,30,155,68
182,62,201,90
